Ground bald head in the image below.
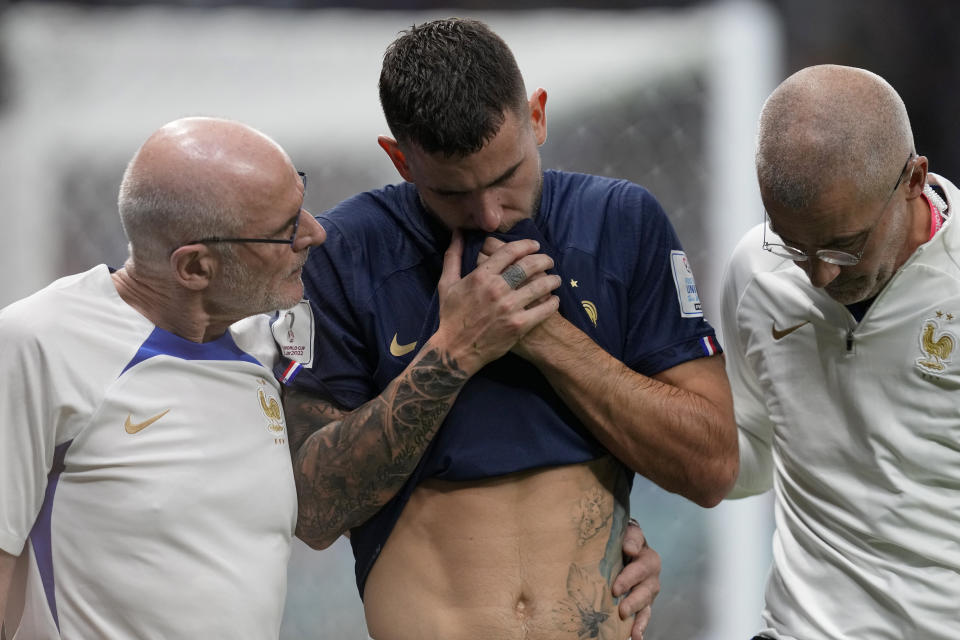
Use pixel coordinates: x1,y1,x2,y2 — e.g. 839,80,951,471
118,117,294,271
756,65,914,212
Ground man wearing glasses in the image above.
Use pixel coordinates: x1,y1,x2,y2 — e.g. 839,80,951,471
722,64,960,639
0,117,326,638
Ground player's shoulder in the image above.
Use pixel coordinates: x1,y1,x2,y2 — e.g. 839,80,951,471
545,170,661,213
319,182,415,234
542,170,668,247
310,182,441,286
315,182,426,258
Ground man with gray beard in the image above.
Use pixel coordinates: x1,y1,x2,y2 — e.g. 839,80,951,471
0,117,326,638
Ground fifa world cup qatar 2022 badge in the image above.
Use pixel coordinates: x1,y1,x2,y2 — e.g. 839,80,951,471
670,250,704,318
916,310,957,379
271,300,315,367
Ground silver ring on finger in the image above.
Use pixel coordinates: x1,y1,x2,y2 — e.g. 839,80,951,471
501,264,527,290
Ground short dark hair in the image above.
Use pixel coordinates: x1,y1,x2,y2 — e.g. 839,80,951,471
379,18,527,157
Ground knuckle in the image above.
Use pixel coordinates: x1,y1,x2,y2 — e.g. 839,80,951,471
509,239,535,257
485,275,506,296
495,299,514,318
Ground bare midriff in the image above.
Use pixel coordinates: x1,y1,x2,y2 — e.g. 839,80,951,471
363,456,632,640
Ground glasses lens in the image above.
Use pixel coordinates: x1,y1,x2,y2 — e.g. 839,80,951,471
816,250,859,266
764,243,809,261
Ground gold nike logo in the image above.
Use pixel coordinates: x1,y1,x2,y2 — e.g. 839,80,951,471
771,321,810,341
124,409,171,434
389,333,417,357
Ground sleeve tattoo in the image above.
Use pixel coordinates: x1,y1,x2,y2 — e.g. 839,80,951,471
285,348,469,548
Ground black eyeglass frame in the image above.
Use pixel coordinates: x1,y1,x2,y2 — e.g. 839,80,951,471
180,172,307,248
762,154,915,266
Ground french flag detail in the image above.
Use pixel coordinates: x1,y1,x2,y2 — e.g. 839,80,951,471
280,361,302,384
700,335,719,356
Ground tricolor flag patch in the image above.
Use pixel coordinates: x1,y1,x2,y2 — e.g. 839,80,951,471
700,335,719,356
280,360,303,384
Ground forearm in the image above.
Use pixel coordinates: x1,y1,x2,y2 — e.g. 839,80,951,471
286,345,469,549
519,316,738,507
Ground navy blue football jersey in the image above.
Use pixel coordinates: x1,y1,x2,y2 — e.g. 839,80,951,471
284,170,720,594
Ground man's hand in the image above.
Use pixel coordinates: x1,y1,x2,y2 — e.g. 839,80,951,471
478,235,556,310
434,230,560,374
613,521,661,639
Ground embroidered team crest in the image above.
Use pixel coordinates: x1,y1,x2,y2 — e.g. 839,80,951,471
669,250,703,318
581,300,598,327
258,386,285,434
916,312,956,374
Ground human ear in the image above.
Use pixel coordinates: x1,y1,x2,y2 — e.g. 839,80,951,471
170,244,216,292
904,155,929,199
377,136,413,182
528,88,548,145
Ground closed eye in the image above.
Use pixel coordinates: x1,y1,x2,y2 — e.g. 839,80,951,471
430,159,523,198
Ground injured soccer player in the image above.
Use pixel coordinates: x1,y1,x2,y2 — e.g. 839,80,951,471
280,17,737,640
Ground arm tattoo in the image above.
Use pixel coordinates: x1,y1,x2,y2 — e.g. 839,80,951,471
284,387,345,455
287,348,468,548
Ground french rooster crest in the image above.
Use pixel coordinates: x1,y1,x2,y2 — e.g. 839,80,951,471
258,388,285,432
917,320,956,372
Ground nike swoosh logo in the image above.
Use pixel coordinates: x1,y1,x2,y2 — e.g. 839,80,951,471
771,321,810,341
389,333,417,357
124,409,171,434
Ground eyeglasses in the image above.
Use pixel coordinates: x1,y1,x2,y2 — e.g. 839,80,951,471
181,172,306,247
762,154,914,266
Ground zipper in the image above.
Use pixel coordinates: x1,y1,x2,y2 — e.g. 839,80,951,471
842,232,935,352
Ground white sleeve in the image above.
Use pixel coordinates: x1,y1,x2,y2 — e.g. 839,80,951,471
0,301,58,556
729,421,774,498
720,225,777,499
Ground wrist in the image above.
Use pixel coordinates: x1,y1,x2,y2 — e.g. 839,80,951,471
422,330,487,378
515,312,564,362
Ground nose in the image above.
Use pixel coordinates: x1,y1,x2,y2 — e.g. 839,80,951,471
473,191,503,232
803,256,841,289
294,210,326,251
